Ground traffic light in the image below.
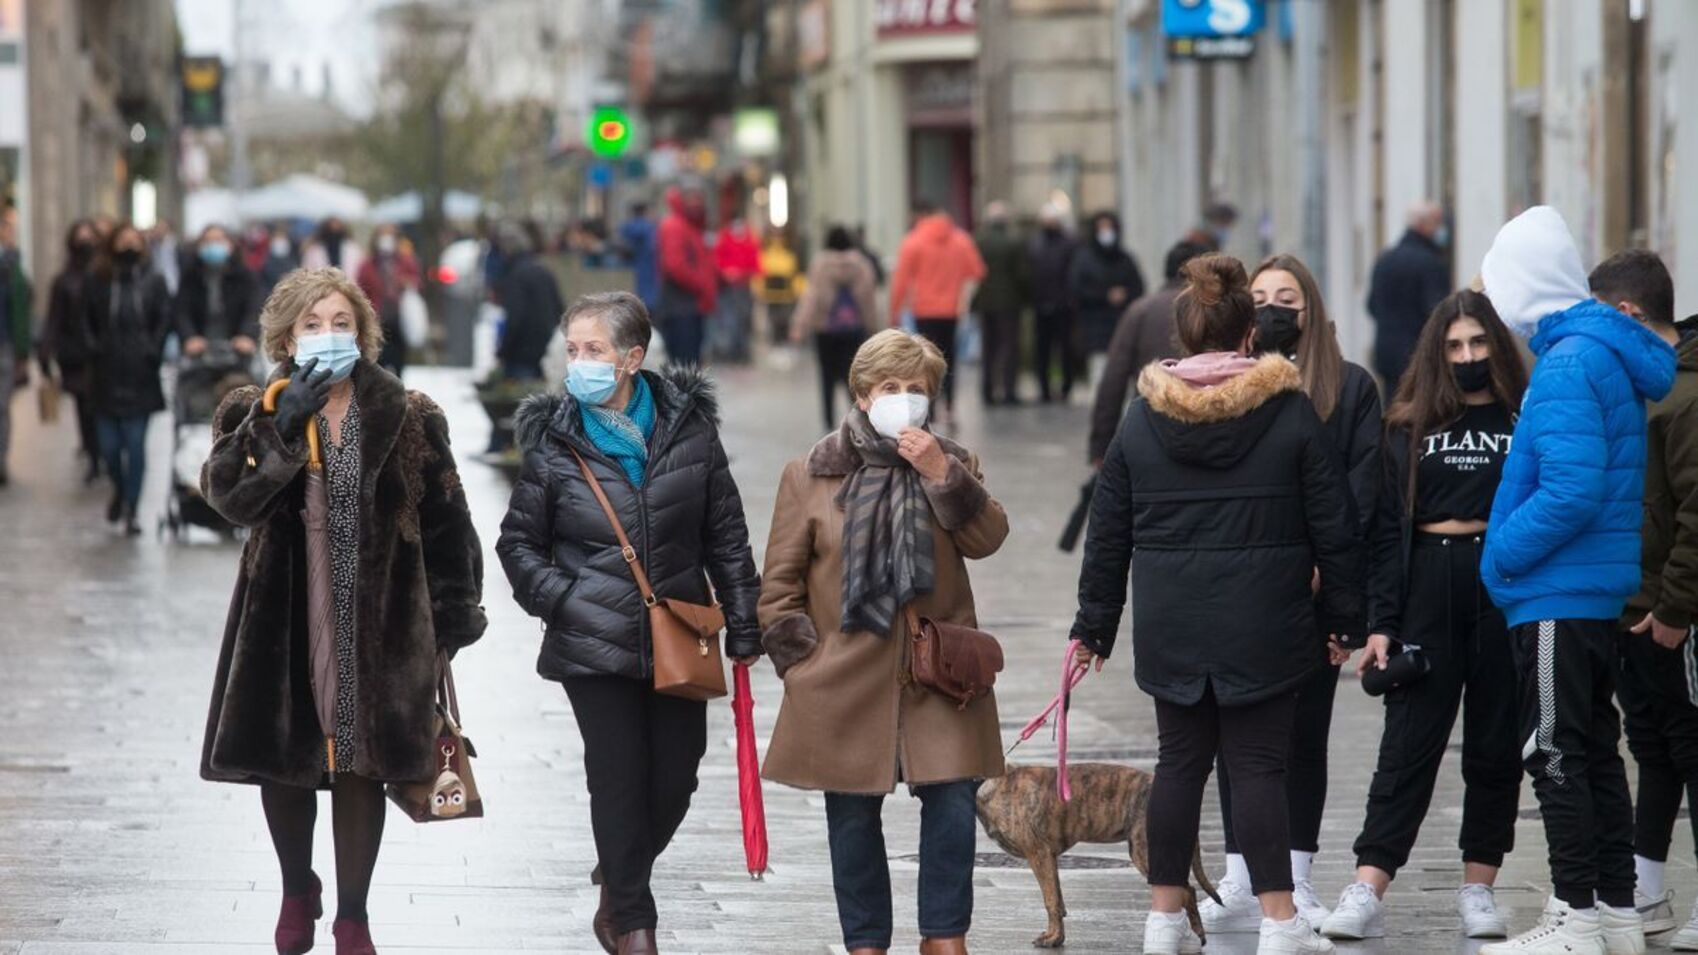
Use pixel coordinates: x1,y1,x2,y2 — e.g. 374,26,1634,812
588,107,632,159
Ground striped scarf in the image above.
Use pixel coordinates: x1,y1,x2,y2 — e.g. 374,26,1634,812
580,375,656,485
837,409,936,636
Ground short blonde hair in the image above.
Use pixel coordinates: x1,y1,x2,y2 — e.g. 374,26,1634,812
848,329,947,400
260,267,384,363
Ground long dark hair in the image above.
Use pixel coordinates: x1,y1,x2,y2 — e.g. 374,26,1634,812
1251,254,1344,421
1385,289,1528,509
93,222,149,282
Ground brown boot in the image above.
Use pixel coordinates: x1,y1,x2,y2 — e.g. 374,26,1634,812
616,928,658,954
918,937,967,955
593,884,617,954
850,949,889,955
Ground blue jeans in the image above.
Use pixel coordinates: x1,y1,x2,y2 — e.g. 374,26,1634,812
97,415,150,509
659,310,704,368
825,780,977,949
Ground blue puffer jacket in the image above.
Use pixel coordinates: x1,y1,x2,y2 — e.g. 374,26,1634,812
1482,299,1677,626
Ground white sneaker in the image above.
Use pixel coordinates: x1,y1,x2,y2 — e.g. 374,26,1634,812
1672,901,1698,951
1598,902,1646,955
1319,882,1384,939
1459,883,1510,939
1635,889,1676,934
1200,877,1264,934
1257,914,1336,954
1143,910,1203,955
1293,879,1331,925
1479,897,1605,955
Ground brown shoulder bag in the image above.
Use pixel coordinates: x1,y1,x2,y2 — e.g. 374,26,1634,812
571,450,728,701
387,651,484,822
904,606,1004,709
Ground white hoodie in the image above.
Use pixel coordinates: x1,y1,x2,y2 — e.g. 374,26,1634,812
1479,205,1590,339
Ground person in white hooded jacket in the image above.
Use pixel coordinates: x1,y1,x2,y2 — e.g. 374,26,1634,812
1474,207,1677,955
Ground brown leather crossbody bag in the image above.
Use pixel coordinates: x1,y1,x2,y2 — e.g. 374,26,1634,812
571,450,728,701
904,606,1004,709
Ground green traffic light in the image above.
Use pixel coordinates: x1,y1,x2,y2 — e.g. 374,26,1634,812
588,107,632,158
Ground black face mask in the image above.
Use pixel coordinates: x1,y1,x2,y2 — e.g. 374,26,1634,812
113,248,142,269
1253,304,1302,355
1453,358,1492,393
71,240,96,263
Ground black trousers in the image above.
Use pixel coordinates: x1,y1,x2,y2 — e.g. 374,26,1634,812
913,318,958,409
563,675,708,933
978,308,1021,404
1512,618,1636,909
815,331,865,431
1032,307,1078,402
1617,626,1698,862
1352,534,1521,877
1151,686,1298,894
1218,656,1335,856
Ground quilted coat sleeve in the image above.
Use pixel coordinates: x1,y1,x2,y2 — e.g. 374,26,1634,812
496,449,577,624
1071,423,1136,658
412,396,487,654
201,384,306,528
701,431,764,658
1485,351,1609,581
1300,401,1367,640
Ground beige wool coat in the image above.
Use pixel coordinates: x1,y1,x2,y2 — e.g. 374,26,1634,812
758,424,1009,794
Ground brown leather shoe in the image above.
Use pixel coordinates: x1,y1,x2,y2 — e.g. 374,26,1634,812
593,884,617,954
616,928,658,954
918,937,967,955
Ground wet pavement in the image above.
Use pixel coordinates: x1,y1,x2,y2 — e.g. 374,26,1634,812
3,354,1695,954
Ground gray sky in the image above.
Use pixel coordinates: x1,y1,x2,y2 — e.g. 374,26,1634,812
175,0,379,116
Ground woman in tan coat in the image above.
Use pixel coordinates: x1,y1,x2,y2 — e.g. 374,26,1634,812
759,329,1009,955
790,224,882,430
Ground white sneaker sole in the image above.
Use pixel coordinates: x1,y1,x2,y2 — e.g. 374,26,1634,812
1202,911,1265,934
1463,921,1510,939
1672,928,1698,951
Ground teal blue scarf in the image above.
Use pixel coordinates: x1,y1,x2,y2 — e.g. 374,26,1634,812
581,375,656,485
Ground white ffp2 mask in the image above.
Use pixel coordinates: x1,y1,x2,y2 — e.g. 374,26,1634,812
868,393,930,439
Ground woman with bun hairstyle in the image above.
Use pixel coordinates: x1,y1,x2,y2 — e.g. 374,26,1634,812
1318,290,1527,942
1203,253,1385,930
1071,254,1364,955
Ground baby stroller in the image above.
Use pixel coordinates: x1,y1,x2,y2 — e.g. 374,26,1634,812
160,342,259,541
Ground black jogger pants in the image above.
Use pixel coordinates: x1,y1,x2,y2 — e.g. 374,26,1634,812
1617,624,1698,862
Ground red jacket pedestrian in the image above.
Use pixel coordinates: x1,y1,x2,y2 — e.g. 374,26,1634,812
889,211,986,323
658,187,718,315
714,220,764,286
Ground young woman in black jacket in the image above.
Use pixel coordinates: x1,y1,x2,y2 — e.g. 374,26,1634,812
39,219,101,481
1071,254,1364,955
1318,291,1528,941
1203,253,1385,930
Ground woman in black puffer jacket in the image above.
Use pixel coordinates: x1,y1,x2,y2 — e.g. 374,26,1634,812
497,291,761,955
1070,254,1363,954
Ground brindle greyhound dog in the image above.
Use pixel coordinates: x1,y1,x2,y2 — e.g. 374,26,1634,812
976,762,1220,949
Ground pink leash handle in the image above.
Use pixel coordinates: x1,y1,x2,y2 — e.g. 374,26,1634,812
1009,641,1090,803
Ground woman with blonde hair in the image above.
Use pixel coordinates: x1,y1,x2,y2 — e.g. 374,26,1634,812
760,329,1009,955
200,267,486,955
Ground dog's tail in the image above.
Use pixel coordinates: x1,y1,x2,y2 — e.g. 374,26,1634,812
1191,843,1221,906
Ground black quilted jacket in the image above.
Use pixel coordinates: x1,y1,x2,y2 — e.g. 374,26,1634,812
497,367,763,681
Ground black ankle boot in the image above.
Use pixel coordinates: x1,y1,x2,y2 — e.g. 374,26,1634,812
107,490,123,523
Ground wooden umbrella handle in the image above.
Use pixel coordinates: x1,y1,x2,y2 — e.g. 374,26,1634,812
261,378,322,467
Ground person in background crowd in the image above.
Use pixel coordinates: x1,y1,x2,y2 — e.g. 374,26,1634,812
1073,253,1362,955
711,217,762,363
1321,291,1528,943
618,201,660,313
0,204,32,487
78,222,172,535
1587,251,1698,946
790,224,881,430
177,224,261,360
1368,201,1452,392
760,329,1009,955
1067,210,1145,364
240,224,270,274
499,292,762,955
1203,253,1383,933
200,267,486,955
355,223,419,378
479,215,511,292
147,219,182,296
758,231,804,345
492,221,565,382
971,200,1030,407
656,185,717,367
854,225,886,288
1473,207,1675,955
889,199,986,425
1029,203,1079,404
1183,202,1240,251
260,226,299,299
303,217,362,276
1087,239,1214,466
39,218,103,483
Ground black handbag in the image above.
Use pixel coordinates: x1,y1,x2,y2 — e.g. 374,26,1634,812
1361,645,1431,696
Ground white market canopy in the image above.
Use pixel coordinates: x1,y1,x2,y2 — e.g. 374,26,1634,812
235,174,370,223
369,189,486,224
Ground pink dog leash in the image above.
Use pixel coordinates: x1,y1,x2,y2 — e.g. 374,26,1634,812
1007,640,1091,802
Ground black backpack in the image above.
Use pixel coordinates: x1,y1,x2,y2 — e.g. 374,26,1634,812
825,283,862,334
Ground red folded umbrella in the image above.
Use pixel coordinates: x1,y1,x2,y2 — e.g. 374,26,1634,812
732,663,769,879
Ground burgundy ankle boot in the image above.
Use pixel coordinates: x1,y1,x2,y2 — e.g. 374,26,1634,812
331,919,377,955
275,872,323,955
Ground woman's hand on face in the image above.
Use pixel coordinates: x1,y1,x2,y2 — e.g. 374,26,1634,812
898,427,950,483
1357,633,1392,677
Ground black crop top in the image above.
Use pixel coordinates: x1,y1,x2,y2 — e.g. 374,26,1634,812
1413,401,1515,524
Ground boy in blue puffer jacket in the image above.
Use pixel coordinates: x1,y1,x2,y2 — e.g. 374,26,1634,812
1477,207,1678,955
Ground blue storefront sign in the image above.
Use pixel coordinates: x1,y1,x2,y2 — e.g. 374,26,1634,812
1161,0,1265,39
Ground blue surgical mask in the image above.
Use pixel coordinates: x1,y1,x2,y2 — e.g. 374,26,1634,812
566,360,620,406
1433,224,1451,248
199,241,231,266
296,332,360,383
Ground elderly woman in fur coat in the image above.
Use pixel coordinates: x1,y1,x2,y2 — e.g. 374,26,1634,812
759,329,1010,955
200,268,486,955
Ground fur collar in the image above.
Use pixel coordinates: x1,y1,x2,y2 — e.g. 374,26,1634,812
513,365,720,452
1136,355,1301,424
804,419,973,477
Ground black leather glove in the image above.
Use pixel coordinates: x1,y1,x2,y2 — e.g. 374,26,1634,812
272,358,334,439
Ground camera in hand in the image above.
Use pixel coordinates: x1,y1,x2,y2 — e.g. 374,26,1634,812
1361,647,1431,697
